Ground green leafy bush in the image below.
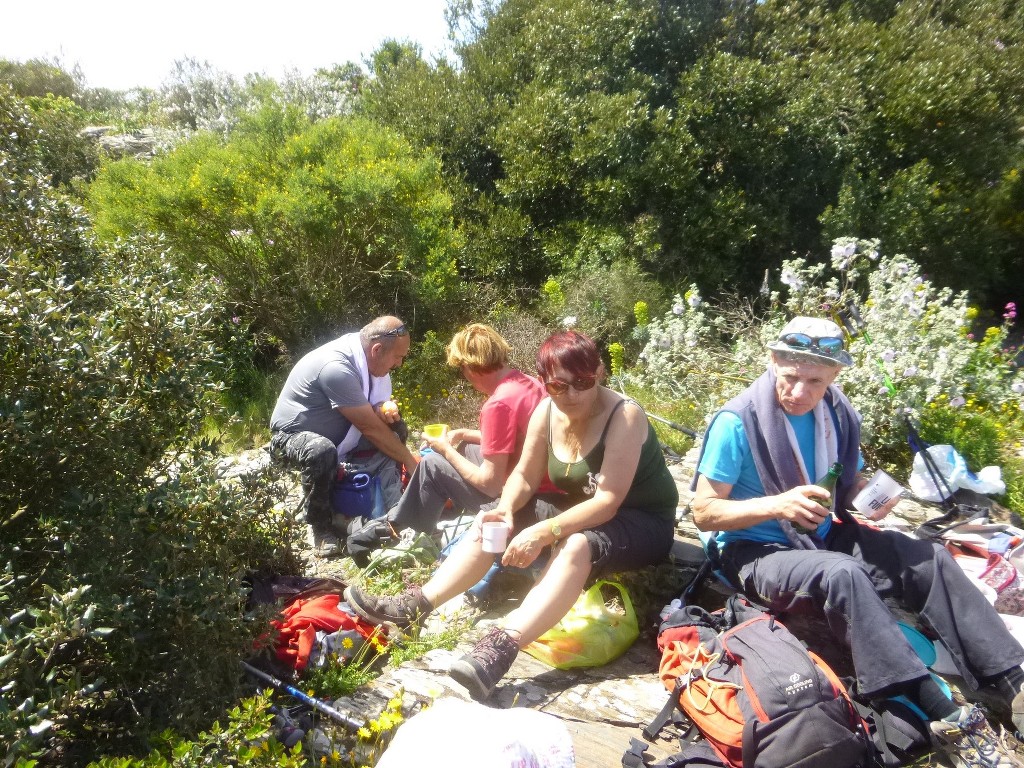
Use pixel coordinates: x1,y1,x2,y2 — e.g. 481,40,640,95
1,88,299,766
86,104,462,354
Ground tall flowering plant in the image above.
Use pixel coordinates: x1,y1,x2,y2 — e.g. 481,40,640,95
635,238,1023,475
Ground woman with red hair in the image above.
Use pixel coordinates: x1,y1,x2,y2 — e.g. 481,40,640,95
346,330,678,700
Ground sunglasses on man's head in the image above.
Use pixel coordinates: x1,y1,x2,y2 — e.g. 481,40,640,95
543,376,597,396
371,324,408,340
780,332,845,357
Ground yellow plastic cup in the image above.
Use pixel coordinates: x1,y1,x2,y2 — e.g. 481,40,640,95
423,423,448,439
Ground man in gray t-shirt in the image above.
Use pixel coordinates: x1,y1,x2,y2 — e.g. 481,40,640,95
269,315,418,556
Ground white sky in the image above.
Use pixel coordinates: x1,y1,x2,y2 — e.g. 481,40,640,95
1,0,454,91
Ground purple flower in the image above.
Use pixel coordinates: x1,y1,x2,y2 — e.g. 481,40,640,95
949,396,966,408
231,316,241,325
1004,302,1017,321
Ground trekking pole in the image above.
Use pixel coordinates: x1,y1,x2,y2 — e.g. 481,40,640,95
613,380,699,438
241,661,364,730
646,412,699,439
834,302,897,397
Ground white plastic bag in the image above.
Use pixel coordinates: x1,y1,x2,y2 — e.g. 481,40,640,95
909,445,1005,501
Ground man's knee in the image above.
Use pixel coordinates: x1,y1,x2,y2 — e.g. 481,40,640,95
276,432,338,475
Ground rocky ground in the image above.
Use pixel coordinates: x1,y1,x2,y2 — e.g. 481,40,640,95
223,445,1024,766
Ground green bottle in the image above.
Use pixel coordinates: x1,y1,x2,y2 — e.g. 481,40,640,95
796,462,843,532
817,462,844,510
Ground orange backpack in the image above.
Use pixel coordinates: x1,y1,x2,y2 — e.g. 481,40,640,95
648,598,871,768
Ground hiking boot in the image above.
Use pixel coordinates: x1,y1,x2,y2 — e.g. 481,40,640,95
310,525,342,558
929,705,1020,767
448,626,520,701
343,584,432,629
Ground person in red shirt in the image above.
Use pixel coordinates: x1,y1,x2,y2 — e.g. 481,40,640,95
370,324,554,542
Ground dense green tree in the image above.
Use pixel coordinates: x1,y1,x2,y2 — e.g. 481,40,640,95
362,0,1023,304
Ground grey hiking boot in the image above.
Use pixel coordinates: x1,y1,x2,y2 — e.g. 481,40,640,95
449,626,519,701
929,705,1021,768
343,584,432,629
310,525,342,558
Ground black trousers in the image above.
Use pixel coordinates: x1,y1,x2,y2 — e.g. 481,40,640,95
721,520,1024,697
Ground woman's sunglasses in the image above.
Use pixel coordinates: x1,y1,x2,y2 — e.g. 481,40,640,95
543,376,597,396
780,332,845,357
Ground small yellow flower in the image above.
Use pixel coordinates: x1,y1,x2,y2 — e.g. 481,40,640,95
358,726,372,740
342,637,354,649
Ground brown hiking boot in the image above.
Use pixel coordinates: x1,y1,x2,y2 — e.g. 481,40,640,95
448,626,520,701
343,584,432,629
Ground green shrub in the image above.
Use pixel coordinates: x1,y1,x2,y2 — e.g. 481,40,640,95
86,105,463,354
1,89,300,765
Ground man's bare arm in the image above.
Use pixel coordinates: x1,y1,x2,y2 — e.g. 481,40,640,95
691,475,831,532
339,403,418,471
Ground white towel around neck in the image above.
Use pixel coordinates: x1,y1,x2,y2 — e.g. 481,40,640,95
781,398,838,485
334,332,393,459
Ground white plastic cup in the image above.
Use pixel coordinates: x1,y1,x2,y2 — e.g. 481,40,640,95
852,469,903,519
480,522,509,554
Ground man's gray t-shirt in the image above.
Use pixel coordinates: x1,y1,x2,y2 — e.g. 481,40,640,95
270,336,379,445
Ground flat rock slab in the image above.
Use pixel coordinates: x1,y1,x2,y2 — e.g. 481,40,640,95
265,441,1021,765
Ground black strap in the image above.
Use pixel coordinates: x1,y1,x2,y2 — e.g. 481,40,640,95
853,701,922,768
623,737,652,768
644,678,685,741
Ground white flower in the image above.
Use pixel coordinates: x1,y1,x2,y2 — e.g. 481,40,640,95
672,302,684,315
903,366,918,378
561,316,577,328
900,292,914,305
949,396,966,408
780,269,803,290
881,349,896,363
868,250,879,261
687,292,702,308
895,263,910,276
831,244,846,260
1012,381,1024,394
908,304,923,317
843,242,856,257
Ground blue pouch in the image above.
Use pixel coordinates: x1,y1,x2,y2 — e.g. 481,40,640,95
332,473,374,518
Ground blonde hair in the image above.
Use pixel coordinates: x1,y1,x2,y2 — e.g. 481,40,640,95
446,323,511,374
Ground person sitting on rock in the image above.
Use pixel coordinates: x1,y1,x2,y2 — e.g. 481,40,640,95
344,330,679,700
690,315,1024,765
347,323,558,561
269,316,417,558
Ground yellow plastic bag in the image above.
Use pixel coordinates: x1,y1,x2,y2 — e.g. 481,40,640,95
523,580,638,669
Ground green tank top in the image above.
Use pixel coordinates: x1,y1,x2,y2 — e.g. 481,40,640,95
546,398,678,519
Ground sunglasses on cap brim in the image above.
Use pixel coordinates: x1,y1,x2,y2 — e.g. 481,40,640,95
543,376,597,396
779,332,845,357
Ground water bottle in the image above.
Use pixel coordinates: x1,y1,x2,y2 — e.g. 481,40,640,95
659,598,682,622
